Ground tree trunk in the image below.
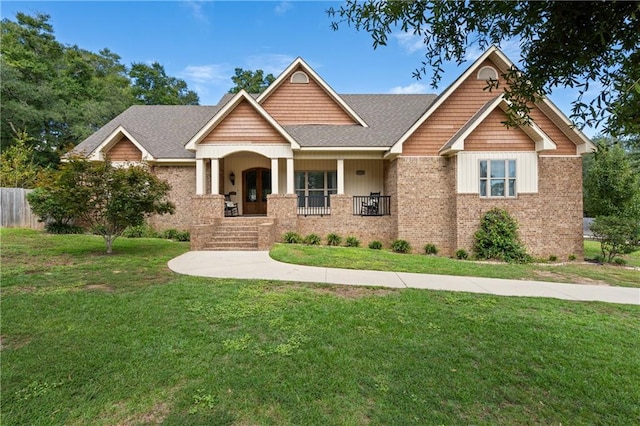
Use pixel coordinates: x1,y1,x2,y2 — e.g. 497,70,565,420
105,236,113,254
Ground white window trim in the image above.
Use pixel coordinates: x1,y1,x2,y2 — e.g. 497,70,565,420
290,71,309,84
295,170,337,211
477,65,498,81
479,159,517,198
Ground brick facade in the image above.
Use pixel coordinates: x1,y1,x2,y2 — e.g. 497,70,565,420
148,165,195,231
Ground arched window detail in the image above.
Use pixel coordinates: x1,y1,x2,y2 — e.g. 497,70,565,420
290,71,309,84
477,66,499,81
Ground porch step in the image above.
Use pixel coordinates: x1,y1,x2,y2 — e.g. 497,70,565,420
202,218,262,251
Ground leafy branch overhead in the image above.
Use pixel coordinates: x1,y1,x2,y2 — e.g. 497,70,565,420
328,1,640,142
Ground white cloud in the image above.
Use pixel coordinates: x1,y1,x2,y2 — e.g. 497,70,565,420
184,1,208,23
388,82,429,94
181,64,231,84
245,54,296,76
275,1,292,15
394,32,425,54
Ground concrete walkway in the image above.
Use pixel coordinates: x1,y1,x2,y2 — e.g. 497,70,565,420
168,251,640,305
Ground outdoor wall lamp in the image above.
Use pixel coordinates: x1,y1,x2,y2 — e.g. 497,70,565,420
229,172,235,186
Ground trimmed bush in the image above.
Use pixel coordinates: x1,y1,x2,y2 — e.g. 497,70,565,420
174,231,190,242
568,254,577,261
282,231,302,244
44,222,84,235
391,239,411,254
123,223,157,238
326,233,342,246
424,243,438,255
455,249,469,260
613,257,628,266
303,233,321,245
473,208,531,263
368,240,383,250
549,255,558,262
345,236,360,247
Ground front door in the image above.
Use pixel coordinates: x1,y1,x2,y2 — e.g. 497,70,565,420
243,168,271,215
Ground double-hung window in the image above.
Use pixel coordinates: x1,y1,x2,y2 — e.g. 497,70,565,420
295,171,337,207
480,159,516,197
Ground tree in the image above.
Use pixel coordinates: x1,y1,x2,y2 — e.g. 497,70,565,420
28,158,175,254
0,126,39,188
584,140,640,261
229,68,276,94
129,62,199,105
328,1,640,143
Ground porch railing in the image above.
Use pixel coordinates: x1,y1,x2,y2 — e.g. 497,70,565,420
297,195,331,217
353,195,391,216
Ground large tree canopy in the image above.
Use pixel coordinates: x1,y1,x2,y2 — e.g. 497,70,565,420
329,1,640,143
229,68,276,94
1,12,199,168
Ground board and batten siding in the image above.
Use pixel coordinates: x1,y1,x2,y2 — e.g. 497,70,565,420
261,66,356,125
456,152,538,194
294,159,384,196
202,100,286,143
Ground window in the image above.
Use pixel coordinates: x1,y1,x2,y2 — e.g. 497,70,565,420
477,66,498,81
480,160,516,197
290,71,309,84
295,171,337,207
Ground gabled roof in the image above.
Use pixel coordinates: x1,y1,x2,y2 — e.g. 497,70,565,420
257,57,369,127
73,105,221,159
386,46,595,157
87,125,154,161
439,95,556,155
184,90,300,150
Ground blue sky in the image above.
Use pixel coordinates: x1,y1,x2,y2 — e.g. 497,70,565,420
2,1,597,137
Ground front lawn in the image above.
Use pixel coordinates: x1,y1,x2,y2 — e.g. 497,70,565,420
2,228,639,424
270,242,640,288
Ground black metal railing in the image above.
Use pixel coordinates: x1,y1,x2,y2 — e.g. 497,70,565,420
353,195,391,216
297,195,331,216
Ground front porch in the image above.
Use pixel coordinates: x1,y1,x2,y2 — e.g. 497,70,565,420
191,193,396,251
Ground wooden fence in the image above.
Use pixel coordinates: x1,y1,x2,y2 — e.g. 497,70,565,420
0,188,44,229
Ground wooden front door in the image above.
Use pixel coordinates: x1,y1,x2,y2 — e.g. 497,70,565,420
243,168,271,215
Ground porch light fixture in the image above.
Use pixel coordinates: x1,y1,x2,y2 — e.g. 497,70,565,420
229,172,235,186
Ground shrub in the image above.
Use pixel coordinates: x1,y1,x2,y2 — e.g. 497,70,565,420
391,239,411,254
568,254,577,261
326,233,342,246
590,215,640,263
123,223,157,238
162,228,180,240
424,243,438,255
303,233,321,245
345,236,360,247
282,231,302,244
455,249,469,260
473,208,531,263
174,231,190,242
613,257,628,266
44,222,84,235
549,255,558,262
368,240,383,250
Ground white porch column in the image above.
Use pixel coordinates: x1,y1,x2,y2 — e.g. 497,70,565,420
210,158,219,194
337,158,345,194
286,158,294,194
271,158,279,195
195,159,206,195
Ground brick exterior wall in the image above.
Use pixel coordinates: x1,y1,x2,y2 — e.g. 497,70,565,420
295,195,396,247
394,157,457,254
455,157,583,260
148,165,195,231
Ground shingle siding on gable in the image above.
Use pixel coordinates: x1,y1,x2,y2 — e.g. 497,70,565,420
464,109,535,151
261,67,356,125
403,59,505,155
528,108,577,155
106,137,142,161
201,100,286,144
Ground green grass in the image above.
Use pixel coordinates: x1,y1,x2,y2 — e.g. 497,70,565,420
271,243,640,288
2,228,640,425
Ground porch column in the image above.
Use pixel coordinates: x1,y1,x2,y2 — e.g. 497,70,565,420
337,158,345,194
286,158,294,194
271,158,279,195
210,158,219,194
196,158,206,195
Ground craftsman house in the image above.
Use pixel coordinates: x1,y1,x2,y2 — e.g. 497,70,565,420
73,47,594,258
